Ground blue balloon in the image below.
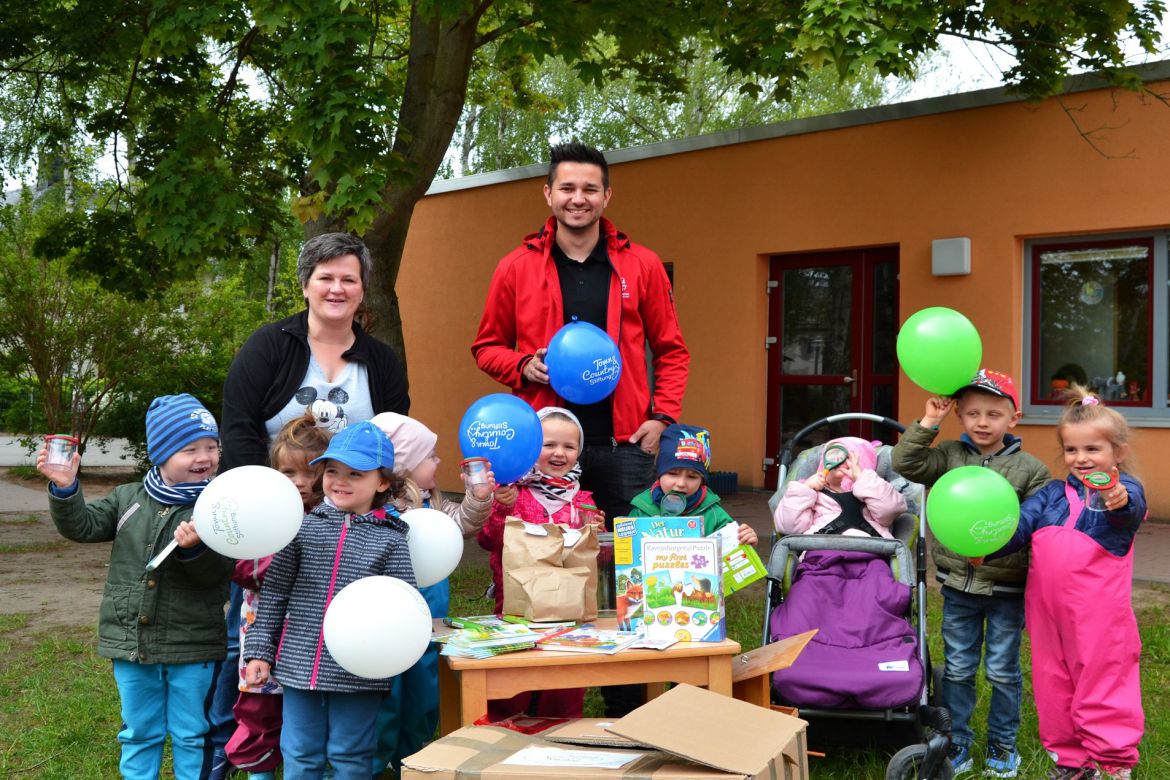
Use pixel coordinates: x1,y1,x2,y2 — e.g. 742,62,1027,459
458,394,542,484
546,321,623,404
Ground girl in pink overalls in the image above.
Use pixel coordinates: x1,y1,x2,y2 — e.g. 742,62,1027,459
985,387,1145,780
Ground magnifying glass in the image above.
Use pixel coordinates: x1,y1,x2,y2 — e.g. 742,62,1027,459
660,491,688,516
1081,470,1117,511
822,443,849,475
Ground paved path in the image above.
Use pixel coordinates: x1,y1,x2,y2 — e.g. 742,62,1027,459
0,433,136,467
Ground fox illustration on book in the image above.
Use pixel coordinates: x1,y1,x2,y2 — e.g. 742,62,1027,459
616,583,643,631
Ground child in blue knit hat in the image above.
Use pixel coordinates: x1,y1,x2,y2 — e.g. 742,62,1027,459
36,393,232,780
629,423,757,544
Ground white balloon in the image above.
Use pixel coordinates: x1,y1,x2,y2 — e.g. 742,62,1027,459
400,508,464,587
324,576,433,678
192,465,303,559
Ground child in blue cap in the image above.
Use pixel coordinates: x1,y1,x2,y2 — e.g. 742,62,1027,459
243,420,417,779
37,393,232,780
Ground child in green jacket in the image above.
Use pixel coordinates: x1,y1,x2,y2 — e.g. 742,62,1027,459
38,394,232,780
629,424,757,545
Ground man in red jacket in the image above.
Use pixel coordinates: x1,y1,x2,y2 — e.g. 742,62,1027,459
473,141,689,523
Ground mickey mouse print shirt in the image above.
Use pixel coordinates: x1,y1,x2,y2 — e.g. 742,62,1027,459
264,354,375,438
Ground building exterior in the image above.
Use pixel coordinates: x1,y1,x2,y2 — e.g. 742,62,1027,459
398,62,1170,516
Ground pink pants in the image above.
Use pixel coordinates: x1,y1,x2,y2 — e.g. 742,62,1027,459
1025,485,1143,769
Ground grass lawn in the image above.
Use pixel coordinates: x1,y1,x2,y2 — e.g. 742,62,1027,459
2,563,1166,779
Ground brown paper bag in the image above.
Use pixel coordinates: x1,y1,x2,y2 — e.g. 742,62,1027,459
501,517,599,621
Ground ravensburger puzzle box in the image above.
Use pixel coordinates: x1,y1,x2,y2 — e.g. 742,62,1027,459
641,536,725,642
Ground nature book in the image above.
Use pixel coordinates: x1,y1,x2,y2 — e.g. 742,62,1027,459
641,537,726,642
535,626,643,654
613,516,703,632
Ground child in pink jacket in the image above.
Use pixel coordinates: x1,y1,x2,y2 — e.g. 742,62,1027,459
476,407,600,721
773,437,906,538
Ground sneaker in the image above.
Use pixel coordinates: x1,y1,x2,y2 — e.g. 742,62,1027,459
949,743,974,775
984,743,1022,778
1045,767,1098,780
1097,767,1132,780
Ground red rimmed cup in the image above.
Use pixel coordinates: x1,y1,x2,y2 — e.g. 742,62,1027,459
45,434,79,471
460,457,490,487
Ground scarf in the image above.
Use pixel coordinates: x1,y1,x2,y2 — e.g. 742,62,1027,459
650,482,707,515
519,463,582,519
143,466,208,506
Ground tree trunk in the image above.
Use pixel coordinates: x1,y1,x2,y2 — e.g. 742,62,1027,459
347,0,485,370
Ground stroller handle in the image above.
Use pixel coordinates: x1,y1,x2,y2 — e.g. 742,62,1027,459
778,413,905,469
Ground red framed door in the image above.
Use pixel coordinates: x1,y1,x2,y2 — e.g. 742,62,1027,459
763,246,899,489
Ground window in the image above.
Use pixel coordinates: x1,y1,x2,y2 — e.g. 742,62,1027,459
1023,231,1169,422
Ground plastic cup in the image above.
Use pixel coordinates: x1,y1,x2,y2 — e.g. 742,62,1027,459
461,457,490,486
45,434,79,470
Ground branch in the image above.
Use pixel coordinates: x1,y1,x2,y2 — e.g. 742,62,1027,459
476,16,535,49
1055,94,1136,159
215,26,260,111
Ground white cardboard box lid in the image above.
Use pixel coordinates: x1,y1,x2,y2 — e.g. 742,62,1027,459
604,684,807,775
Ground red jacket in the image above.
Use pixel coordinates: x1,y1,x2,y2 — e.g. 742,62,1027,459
472,217,689,441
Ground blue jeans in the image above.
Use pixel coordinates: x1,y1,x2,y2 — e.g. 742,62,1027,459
941,586,1025,749
112,659,219,780
282,687,383,780
209,583,244,761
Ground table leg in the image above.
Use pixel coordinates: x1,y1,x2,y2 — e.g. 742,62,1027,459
707,654,733,696
438,658,461,735
644,681,667,701
461,669,488,726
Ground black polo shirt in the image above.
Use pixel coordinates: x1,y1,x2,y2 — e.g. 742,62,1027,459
552,240,614,445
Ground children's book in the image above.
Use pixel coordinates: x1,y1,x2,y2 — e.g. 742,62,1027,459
640,537,726,642
707,522,767,595
535,626,643,654
613,516,703,632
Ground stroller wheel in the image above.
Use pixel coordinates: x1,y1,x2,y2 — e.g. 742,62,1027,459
886,744,955,780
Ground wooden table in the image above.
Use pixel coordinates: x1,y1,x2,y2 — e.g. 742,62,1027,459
436,619,740,735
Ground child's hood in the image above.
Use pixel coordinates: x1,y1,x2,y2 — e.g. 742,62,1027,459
820,436,879,490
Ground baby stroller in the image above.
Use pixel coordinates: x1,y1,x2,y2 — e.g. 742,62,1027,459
764,413,952,780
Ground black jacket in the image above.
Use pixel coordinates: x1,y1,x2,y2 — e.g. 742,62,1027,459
221,310,410,469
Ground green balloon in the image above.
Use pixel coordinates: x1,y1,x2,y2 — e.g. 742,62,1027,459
926,466,1020,557
896,307,983,394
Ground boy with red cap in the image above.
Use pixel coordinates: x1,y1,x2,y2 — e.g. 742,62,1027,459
893,369,1050,777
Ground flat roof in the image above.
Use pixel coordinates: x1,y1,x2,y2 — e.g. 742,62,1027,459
428,59,1170,195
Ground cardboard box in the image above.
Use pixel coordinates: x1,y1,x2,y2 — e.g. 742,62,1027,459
402,684,808,780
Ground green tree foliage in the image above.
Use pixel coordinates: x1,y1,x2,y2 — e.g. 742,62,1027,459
0,183,278,454
1,1,1164,360
453,43,899,175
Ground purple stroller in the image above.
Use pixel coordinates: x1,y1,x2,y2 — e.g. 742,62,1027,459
764,413,952,780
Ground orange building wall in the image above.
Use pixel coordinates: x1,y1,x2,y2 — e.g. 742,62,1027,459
398,79,1170,516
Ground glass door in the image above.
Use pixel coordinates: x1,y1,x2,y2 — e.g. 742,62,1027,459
764,246,898,488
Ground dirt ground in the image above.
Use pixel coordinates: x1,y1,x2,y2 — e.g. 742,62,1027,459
2,469,1167,639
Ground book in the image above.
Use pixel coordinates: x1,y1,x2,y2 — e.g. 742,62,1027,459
613,516,703,632
705,521,766,594
535,626,643,654
641,537,726,642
